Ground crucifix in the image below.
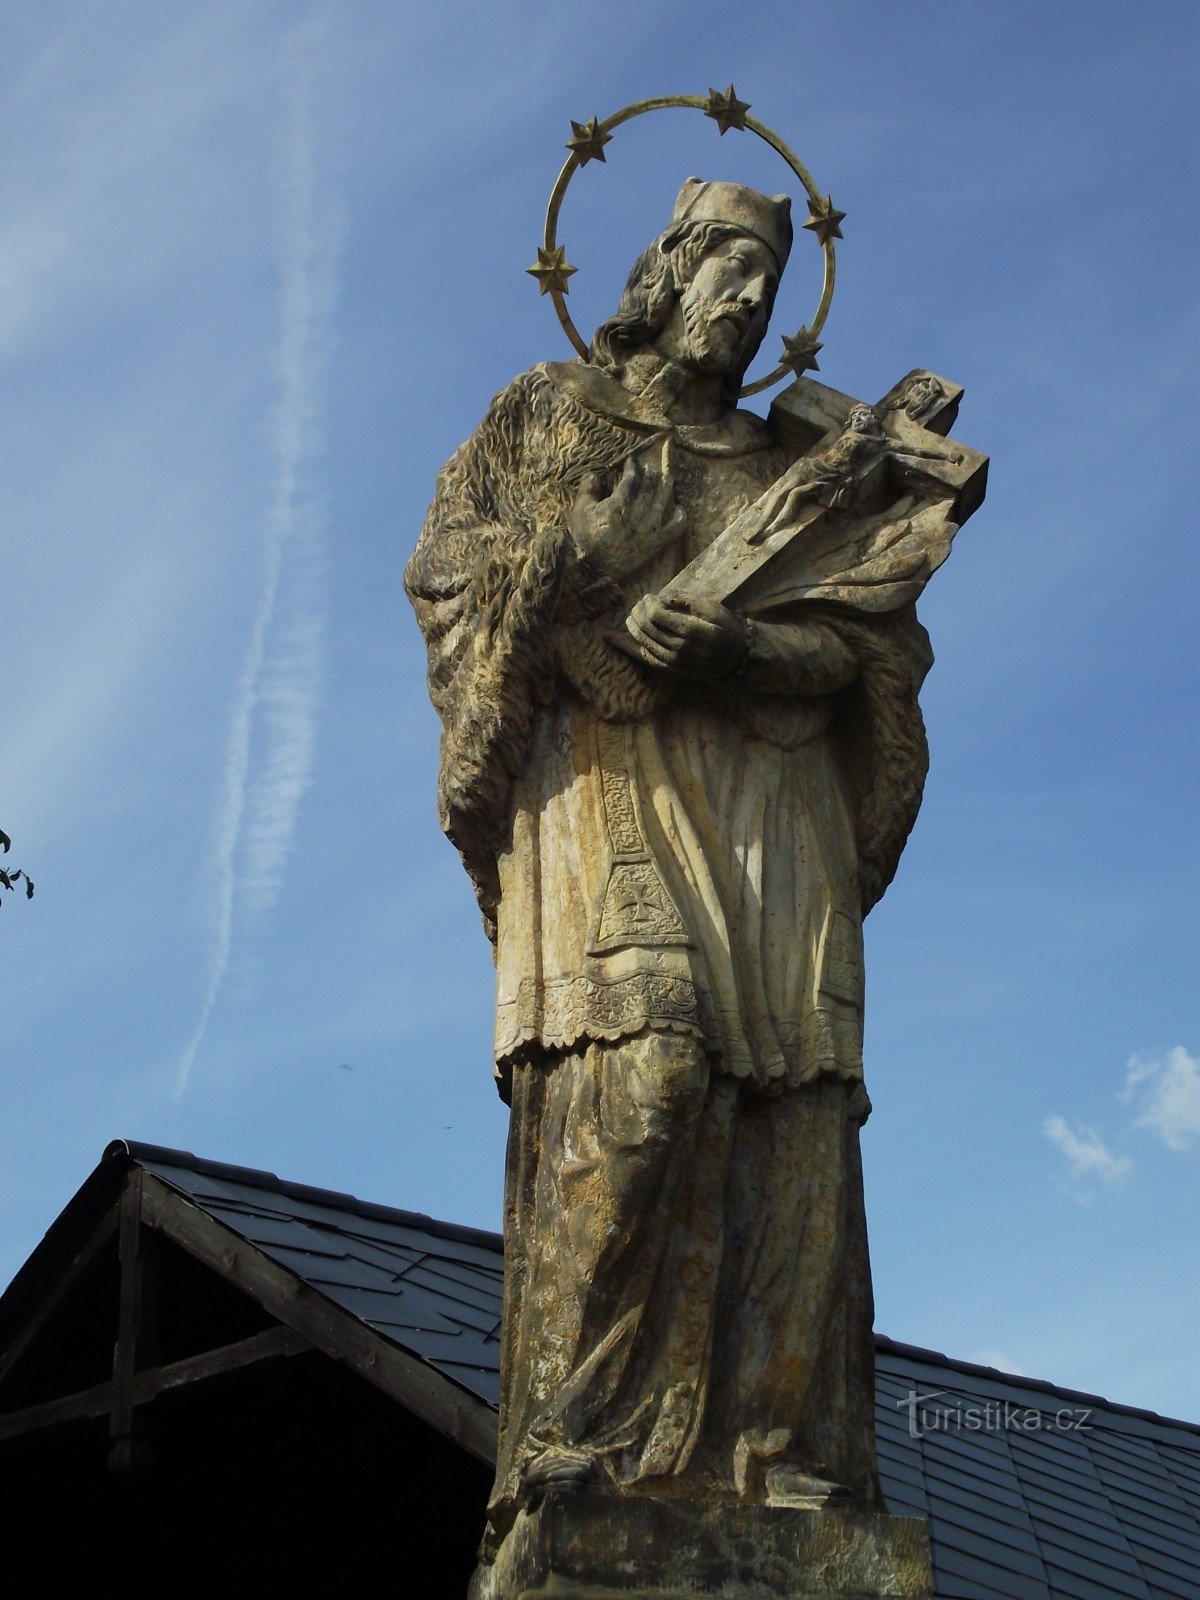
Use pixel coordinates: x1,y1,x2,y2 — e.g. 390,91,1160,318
645,368,987,622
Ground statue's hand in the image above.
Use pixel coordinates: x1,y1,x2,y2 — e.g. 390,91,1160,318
625,593,750,679
568,435,683,580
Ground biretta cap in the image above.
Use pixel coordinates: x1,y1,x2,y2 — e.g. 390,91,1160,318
668,177,793,272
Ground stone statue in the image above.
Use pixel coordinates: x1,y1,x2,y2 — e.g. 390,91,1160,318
407,174,984,1598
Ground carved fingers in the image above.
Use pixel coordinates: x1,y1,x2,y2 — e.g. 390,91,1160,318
568,436,683,580
613,435,676,533
625,593,750,678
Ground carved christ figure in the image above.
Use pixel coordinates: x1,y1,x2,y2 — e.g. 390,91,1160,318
740,402,960,545
406,180,934,1556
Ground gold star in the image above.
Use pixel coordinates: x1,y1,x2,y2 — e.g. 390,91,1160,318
566,116,612,166
704,84,750,135
803,194,846,247
526,245,578,296
779,328,823,376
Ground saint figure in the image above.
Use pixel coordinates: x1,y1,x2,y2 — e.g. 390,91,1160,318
405,178,934,1557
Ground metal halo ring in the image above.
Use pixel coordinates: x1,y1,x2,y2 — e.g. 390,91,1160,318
534,93,838,399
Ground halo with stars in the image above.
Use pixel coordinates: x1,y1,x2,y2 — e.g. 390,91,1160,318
528,88,842,398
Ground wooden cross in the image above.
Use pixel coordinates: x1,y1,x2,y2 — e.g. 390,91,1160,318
654,369,988,618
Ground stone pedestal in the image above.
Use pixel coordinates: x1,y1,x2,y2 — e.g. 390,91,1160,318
468,1491,933,1599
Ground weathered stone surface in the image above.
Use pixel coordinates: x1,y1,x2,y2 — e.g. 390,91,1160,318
468,1490,933,1599
407,173,983,1596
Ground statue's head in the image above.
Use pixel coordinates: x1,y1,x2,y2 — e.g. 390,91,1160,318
590,178,793,399
847,403,882,435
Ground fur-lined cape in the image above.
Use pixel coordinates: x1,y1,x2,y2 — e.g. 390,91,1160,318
405,367,642,938
405,365,932,937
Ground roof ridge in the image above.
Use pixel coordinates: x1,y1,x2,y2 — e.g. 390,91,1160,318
103,1138,505,1254
875,1333,1200,1438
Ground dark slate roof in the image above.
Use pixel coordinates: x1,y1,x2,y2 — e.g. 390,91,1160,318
64,1145,1200,1597
109,1140,506,1406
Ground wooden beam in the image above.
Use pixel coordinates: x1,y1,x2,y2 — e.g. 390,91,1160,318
147,1325,310,1399
0,1325,312,1442
0,1375,113,1439
0,1207,118,1388
140,1174,500,1465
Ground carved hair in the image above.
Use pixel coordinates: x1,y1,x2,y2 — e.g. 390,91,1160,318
590,220,743,380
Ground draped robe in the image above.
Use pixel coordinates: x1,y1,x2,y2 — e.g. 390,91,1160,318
405,359,933,1540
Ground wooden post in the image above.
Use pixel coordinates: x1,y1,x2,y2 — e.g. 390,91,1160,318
108,1168,158,1480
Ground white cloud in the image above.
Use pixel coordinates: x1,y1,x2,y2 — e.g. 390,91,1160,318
176,19,340,1095
970,1349,1028,1377
1042,1114,1132,1195
1121,1046,1200,1154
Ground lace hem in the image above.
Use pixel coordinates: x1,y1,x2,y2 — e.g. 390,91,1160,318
495,973,862,1089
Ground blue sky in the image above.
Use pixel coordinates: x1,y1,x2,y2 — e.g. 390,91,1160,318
2,2,1197,1420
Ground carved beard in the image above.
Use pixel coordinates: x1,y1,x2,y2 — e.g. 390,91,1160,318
680,292,756,376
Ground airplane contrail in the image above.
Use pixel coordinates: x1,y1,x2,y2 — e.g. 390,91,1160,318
177,20,340,1095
